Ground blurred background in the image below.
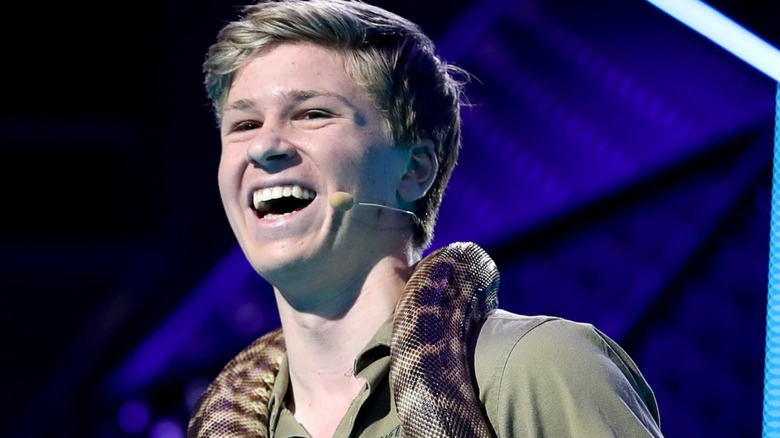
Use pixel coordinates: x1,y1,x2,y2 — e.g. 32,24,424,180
2,0,778,436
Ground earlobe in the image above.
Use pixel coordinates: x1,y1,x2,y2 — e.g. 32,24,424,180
398,139,438,203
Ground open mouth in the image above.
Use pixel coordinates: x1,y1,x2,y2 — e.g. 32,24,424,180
252,184,316,219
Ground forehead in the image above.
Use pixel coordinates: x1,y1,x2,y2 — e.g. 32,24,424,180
226,43,365,104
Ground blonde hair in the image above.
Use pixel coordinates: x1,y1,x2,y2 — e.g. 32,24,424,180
204,0,468,248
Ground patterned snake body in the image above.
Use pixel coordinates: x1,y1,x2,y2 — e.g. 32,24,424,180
188,328,285,436
188,242,499,437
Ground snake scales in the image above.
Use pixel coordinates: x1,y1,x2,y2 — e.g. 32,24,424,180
188,242,499,437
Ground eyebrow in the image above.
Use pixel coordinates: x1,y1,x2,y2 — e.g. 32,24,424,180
223,89,354,113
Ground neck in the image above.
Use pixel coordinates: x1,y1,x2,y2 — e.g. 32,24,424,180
273,254,414,437
275,252,412,368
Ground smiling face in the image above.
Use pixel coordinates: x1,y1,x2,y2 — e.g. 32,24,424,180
218,43,415,292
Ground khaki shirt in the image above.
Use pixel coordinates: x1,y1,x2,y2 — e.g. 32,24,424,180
268,309,662,437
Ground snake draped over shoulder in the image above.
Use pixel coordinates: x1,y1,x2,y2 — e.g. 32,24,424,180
188,242,500,437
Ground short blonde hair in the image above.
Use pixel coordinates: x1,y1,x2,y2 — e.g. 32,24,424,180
204,0,468,248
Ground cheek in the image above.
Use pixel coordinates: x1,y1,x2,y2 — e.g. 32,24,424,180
216,152,248,239
365,147,405,184
217,149,243,206
315,139,366,184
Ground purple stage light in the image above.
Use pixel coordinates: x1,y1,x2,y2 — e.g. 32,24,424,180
117,399,149,435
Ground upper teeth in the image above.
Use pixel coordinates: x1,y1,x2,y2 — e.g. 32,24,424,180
253,184,315,209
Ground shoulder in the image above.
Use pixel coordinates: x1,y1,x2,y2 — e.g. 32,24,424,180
473,309,650,383
473,310,612,396
476,310,639,374
473,310,662,437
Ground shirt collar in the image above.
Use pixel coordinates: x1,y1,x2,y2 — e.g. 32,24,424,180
268,353,290,436
353,315,393,375
267,315,394,435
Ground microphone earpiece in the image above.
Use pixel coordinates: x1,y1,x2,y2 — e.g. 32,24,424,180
328,191,418,219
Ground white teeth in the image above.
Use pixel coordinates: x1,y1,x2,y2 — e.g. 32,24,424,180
252,184,315,210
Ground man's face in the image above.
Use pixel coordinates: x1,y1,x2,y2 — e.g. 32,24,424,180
218,43,412,289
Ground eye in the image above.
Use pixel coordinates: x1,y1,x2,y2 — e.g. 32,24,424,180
299,109,333,120
232,120,262,132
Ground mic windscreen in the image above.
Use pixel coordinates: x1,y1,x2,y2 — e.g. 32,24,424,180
329,191,355,211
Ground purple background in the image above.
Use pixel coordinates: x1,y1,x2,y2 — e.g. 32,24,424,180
2,0,778,436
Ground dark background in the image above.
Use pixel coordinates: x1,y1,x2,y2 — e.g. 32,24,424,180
2,0,779,436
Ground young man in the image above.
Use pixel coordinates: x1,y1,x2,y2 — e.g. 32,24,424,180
188,1,663,437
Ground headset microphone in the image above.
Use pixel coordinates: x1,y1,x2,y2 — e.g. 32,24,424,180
328,191,418,219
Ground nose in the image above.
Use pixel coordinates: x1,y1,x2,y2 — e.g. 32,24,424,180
246,125,297,170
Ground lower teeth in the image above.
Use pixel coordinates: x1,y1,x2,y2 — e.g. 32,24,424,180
264,212,293,219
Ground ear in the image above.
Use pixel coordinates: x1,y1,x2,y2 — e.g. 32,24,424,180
397,139,438,204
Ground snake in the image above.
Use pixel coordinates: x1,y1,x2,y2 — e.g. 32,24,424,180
188,241,499,437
